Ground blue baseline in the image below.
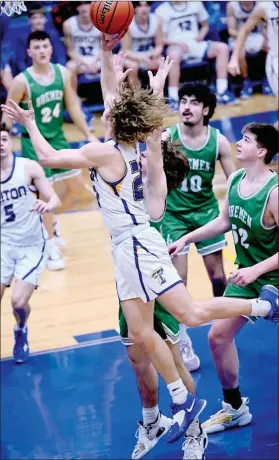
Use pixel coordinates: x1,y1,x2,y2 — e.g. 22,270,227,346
1,320,278,460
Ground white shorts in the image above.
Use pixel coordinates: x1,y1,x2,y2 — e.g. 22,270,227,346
112,225,182,303
168,38,208,62
1,241,47,288
266,53,278,97
229,34,264,54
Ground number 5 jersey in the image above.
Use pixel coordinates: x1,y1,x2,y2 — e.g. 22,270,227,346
1,155,46,246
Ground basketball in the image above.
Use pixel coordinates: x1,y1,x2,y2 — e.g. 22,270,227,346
90,1,134,34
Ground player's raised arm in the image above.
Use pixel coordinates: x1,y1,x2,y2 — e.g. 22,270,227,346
1,74,26,129
100,31,128,104
228,3,266,76
1,100,118,169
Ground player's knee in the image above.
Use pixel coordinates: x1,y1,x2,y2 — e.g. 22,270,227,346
208,325,230,349
216,41,229,57
211,277,227,297
167,47,183,62
11,294,27,311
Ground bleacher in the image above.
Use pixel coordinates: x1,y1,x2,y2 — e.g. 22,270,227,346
0,1,270,113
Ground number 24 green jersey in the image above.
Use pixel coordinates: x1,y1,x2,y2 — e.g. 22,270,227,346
21,64,64,140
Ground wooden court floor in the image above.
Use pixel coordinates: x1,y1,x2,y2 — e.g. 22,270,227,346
1,95,277,358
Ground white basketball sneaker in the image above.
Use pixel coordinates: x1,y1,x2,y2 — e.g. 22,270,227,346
202,397,252,434
47,239,65,271
180,333,200,372
132,413,172,459
182,420,208,459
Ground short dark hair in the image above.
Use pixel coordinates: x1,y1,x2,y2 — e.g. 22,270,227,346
178,83,217,126
241,122,279,164
161,139,190,192
27,30,51,48
0,122,11,135
28,5,46,18
132,1,152,9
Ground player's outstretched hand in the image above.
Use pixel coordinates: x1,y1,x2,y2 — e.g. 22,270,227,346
113,51,132,86
101,29,128,51
30,199,52,214
168,236,187,258
1,100,35,127
148,56,174,95
228,55,241,77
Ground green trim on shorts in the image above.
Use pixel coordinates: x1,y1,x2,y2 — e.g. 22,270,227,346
163,201,226,255
119,299,180,345
21,134,75,180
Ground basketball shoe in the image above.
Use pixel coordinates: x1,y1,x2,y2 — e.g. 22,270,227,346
13,326,29,363
182,419,208,459
131,412,172,459
201,397,252,434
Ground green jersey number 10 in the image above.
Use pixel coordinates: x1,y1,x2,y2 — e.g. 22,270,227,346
181,175,202,193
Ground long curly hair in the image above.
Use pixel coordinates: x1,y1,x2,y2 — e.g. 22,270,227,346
161,139,190,192
109,85,169,145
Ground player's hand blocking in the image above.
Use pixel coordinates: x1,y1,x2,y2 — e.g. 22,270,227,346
113,51,133,87
1,100,35,127
148,56,174,95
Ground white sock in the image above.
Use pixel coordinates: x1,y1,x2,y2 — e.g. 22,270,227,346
168,86,179,101
179,324,190,343
216,78,228,95
250,299,271,317
142,405,160,425
167,378,188,404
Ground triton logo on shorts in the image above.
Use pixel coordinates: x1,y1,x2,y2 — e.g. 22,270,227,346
151,268,166,285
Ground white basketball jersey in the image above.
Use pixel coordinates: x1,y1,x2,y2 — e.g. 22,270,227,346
261,1,278,57
68,15,101,58
155,1,208,41
89,141,149,238
231,2,262,33
129,13,159,53
1,156,46,246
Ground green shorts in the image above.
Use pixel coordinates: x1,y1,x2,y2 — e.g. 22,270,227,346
162,201,226,256
21,133,81,182
224,274,278,324
119,300,180,345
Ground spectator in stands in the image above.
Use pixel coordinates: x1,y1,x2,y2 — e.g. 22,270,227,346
226,1,272,98
155,1,238,109
121,1,164,86
63,1,101,90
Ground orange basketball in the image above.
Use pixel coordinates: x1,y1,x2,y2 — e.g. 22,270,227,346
90,1,134,34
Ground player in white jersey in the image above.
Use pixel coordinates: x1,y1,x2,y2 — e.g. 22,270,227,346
0,123,60,363
155,1,238,108
2,32,278,444
63,1,101,89
226,1,272,98
121,1,164,86
228,1,279,96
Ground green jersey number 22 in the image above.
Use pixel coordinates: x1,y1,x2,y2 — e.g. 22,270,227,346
41,102,61,124
181,175,202,193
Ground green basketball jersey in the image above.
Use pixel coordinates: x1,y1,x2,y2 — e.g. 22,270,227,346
21,64,64,140
166,123,219,213
150,214,164,234
228,169,278,284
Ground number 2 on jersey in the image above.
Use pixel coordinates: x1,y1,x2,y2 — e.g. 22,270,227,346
232,224,249,249
130,160,144,201
4,204,16,222
41,102,61,123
